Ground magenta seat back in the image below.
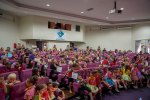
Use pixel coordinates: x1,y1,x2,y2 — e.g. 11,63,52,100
1,71,19,80
61,65,68,73
21,69,32,82
73,82,80,93
0,89,5,100
37,77,49,84
47,69,51,76
58,74,65,83
10,82,26,100
87,63,97,68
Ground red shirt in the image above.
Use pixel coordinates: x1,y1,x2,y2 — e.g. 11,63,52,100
42,90,49,100
95,74,101,86
0,83,4,89
0,83,5,94
102,59,108,65
89,77,96,86
68,71,73,77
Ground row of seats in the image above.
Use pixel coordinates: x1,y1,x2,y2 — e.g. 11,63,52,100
0,77,49,100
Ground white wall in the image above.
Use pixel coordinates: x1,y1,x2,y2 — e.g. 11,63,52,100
48,41,70,50
132,24,150,51
33,16,85,42
19,16,34,39
19,16,85,42
0,17,19,49
83,28,132,51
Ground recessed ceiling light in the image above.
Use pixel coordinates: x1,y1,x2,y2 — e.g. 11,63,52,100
81,12,84,14
120,8,124,10
46,4,50,7
106,17,109,19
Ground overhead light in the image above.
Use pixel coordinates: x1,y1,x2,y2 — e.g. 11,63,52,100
120,8,124,10
81,12,84,14
106,17,109,19
46,4,50,7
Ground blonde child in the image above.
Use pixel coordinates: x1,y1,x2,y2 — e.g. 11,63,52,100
6,73,20,87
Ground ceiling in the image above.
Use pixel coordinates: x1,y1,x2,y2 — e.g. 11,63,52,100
0,0,150,25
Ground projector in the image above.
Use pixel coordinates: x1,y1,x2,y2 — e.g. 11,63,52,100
109,1,123,14
109,9,122,14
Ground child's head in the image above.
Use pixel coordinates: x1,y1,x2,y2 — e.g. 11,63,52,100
52,82,59,89
15,61,20,68
26,77,36,87
32,68,39,76
47,82,53,90
47,82,52,87
0,76,4,83
78,75,82,81
43,84,48,92
7,73,17,83
35,84,45,94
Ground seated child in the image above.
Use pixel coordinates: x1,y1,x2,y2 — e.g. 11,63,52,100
52,83,65,100
77,75,93,100
34,84,45,100
42,84,50,100
104,69,120,92
6,73,20,87
5,73,20,100
0,76,7,94
86,72,99,100
131,65,139,88
122,65,131,87
47,82,55,99
24,77,36,100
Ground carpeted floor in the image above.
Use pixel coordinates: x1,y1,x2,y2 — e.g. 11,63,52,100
66,87,150,100
103,88,150,100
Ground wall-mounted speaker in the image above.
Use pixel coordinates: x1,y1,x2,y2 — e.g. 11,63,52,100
76,25,80,32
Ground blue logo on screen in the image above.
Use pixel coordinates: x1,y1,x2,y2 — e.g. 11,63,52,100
57,31,64,37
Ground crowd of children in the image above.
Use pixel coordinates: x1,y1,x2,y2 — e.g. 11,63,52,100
0,44,150,100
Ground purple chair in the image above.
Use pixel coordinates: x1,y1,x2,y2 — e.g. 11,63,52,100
58,74,65,83
1,71,19,80
73,82,80,93
87,63,96,68
10,82,26,100
0,64,6,73
0,88,5,100
47,69,51,77
37,77,49,84
60,64,68,73
20,69,32,82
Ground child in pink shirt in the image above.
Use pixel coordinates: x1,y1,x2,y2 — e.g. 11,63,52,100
24,77,36,100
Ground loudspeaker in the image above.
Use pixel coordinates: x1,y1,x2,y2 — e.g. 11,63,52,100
76,25,80,32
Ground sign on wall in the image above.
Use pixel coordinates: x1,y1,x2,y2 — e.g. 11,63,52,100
56,30,66,40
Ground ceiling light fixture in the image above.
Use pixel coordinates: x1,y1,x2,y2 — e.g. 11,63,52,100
109,1,124,14
106,17,109,19
46,4,50,7
120,8,124,10
81,12,84,14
